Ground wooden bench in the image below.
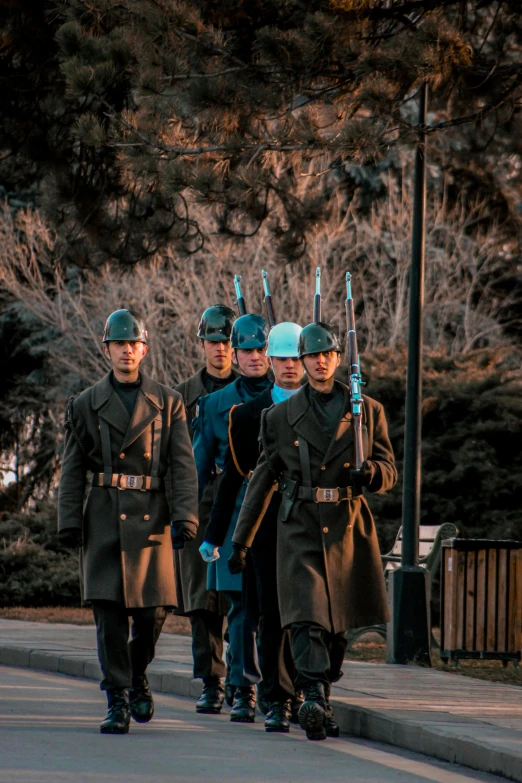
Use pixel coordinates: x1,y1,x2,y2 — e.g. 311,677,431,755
346,522,459,650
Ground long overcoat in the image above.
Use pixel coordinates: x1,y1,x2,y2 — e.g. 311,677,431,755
58,371,198,609
173,366,235,615
193,376,271,592
233,382,397,634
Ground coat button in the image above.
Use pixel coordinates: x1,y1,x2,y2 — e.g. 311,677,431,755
344,462,350,468
143,514,150,521
119,452,125,459
144,452,150,459
322,526,328,533
320,465,326,471
346,524,352,530
294,440,299,446
120,514,127,521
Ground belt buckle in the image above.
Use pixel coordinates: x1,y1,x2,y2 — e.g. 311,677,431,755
118,474,144,491
315,487,339,503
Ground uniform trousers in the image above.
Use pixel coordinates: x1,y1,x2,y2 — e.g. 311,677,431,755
290,622,347,690
188,609,226,681
92,600,166,691
223,590,260,687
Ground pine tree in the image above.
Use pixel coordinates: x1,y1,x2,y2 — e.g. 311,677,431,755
1,1,522,264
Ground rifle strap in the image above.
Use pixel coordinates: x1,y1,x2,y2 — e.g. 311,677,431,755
98,418,113,486
298,437,312,488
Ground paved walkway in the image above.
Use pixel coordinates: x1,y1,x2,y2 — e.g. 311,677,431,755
1,619,521,782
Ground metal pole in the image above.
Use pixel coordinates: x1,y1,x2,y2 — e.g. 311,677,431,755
386,81,431,665
402,80,427,568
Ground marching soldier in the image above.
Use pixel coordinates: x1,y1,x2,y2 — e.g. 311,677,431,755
58,309,198,735
206,322,304,733
173,306,238,714
230,322,398,741
194,313,271,723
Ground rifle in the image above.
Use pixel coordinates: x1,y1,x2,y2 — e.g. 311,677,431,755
261,269,277,327
313,267,321,322
345,272,365,470
234,274,247,316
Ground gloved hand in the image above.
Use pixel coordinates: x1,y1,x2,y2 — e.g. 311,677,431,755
350,460,377,487
171,520,198,548
58,527,83,548
227,543,249,574
199,541,220,563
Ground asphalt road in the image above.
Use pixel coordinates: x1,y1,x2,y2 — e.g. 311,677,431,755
0,665,508,783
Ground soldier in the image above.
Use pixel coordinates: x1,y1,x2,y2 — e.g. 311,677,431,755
173,305,238,715
194,313,271,723
230,322,398,741
58,309,198,735
206,322,303,733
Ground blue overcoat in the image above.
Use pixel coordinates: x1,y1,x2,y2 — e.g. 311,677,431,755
193,376,270,591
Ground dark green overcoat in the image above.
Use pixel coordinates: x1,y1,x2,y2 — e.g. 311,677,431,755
58,371,198,608
233,382,397,634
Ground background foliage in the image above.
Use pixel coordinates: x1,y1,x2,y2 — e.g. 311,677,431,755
1,1,521,604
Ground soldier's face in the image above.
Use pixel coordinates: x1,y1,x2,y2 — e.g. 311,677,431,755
270,356,303,389
233,347,269,377
201,339,232,371
302,351,340,383
104,341,148,376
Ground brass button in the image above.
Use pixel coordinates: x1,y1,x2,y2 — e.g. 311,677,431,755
144,452,150,459
119,452,125,459
294,440,299,446
120,514,127,521
344,462,350,468
346,524,352,530
143,514,150,521
322,526,328,533
320,465,326,471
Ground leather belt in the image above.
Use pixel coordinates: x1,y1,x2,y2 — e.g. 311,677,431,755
297,486,359,503
92,473,164,492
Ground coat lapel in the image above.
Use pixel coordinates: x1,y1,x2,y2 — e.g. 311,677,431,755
322,383,354,466
91,372,130,435
287,386,330,455
120,372,164,451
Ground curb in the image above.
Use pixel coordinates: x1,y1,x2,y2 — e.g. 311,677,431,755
1,643,521,783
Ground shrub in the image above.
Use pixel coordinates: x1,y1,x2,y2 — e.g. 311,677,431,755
0,502,80,606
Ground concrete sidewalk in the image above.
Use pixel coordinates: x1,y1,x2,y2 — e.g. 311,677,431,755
1,618,521,782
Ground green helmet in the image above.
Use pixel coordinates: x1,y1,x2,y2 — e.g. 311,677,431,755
298,322,341,357
231,314,269,350
197,305,236,341
103,309,148,344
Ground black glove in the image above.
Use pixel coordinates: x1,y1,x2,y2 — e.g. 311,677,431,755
58,527,83,548
227,543,249,575
171,520,198,548
350,460,376,487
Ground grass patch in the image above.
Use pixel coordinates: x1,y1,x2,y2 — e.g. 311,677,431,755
0,606,191,635
346,635,522,686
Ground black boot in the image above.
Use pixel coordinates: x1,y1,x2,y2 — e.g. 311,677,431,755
298,683,327,741
324,683,340,737
100,688,131,734
196,678,225,714
290,691,304,724
256,685,270,717
129,675,154,724
264,701,291,733
230,686,256,723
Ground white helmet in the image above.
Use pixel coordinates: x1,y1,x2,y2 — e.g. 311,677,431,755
266,322,302,358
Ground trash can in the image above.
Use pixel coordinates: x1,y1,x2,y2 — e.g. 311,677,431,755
440,539,522,667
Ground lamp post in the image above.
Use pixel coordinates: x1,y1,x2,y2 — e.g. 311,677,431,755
386,81,431,665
